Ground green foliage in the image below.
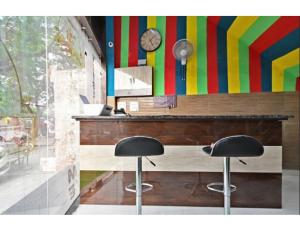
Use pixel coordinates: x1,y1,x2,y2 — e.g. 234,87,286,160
0,17,46,116
80,171,105,190
0,16,85,117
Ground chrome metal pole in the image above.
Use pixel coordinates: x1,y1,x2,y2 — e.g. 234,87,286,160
223,157,231,215
136,157,142,215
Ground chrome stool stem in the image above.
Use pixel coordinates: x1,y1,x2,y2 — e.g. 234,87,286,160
207,157,235,215
130,157,153,214
136,157,142,215
224,157,231,215
125,157,154,214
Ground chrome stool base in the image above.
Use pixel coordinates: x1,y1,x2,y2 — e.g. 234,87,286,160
125,182,153,193
207,182,236,193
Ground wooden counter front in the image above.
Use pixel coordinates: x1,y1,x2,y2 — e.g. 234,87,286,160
73,115,287,146
74,115,289,208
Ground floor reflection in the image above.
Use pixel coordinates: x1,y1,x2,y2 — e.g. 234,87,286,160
80,171,281,208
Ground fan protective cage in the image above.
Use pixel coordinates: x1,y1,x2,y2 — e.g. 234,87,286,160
172,39,193,60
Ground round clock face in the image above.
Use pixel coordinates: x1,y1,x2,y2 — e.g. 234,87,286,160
140,29,162,52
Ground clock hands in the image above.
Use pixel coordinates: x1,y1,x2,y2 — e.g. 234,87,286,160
149,38,154,46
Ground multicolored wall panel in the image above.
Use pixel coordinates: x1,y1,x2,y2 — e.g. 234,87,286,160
105,16,300,96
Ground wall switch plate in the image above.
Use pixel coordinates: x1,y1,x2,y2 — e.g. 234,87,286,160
138,59,147,65
129,101,139,112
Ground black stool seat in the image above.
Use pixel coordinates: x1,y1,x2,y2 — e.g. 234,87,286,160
115,136,164,157
202,135,264,157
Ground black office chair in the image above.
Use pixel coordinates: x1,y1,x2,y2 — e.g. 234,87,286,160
202,135,264,215
115,136,164,215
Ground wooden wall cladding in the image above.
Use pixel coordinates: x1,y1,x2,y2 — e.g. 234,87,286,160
109,92,299,169
80,120,282,146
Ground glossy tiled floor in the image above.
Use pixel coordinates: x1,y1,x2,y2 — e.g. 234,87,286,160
80,171,282,208
73,170,299,215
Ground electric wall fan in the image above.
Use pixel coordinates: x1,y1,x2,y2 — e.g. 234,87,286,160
172,39,193,80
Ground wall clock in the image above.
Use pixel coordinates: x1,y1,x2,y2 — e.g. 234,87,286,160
140,29,162,52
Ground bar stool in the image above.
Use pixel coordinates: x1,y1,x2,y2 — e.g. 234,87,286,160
202,135,264,215
115,136,164,215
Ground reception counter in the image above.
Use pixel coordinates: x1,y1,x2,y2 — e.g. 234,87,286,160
73,115,288,145
73,115,289,208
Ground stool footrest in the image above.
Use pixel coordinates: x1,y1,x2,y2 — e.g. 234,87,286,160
125,182,153,193
207,182,236,193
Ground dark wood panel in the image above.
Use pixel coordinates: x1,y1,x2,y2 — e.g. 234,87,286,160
80,171,282,208
80,120,282,146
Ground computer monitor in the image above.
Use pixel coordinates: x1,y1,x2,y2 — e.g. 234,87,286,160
80,95,112,116
100,105,113,116
80,95,90,104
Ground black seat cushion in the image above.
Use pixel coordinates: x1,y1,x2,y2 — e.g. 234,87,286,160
206,135,264,157
115,136,164,157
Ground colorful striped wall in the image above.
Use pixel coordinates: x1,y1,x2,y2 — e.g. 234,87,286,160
105,16,300,96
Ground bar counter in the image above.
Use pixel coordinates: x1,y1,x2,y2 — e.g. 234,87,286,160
74,114,290,208
73,114,289,146
73,114,289,121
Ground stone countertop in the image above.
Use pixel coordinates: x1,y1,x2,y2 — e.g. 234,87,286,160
72,114,291,121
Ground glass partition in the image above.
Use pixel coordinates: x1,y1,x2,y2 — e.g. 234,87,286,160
0,16,102,214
